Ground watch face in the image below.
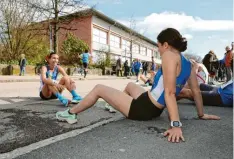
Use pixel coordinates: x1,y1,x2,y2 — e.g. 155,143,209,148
173,121,180,127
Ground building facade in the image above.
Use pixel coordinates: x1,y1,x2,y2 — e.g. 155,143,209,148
58,9,161,65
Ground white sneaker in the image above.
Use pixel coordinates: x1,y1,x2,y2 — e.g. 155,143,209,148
109,106,117,113
104,103,117,113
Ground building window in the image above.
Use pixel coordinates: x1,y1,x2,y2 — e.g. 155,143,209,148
122,39,130,51
147,49,153,57
132,44,139,54
140,46,146,55
110,34,120,48
154,51,160,59
93,28,107,44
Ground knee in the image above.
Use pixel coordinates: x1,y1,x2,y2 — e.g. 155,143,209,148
125,82,134,90
126,82,133,88
94,84,104,90
61,76,70,81
186,90,193,98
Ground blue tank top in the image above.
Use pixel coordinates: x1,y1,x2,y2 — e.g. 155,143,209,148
150,55,191,107
134,61,141,71
45,65,59,80
218,80,233,106
82,53,90,63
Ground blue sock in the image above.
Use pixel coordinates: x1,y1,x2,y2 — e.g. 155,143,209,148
55,93,68,106
70,90,80,98
55,92,65,102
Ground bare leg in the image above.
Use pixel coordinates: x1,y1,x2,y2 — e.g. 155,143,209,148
41,84,60,98
177,88,193,100
59,76,75,91
70,84,133,117
123,82,145,99
140,75,147,83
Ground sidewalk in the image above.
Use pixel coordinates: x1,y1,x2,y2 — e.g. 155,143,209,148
0,74,133,83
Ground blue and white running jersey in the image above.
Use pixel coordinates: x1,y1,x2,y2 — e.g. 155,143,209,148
39,65,59,91
150,55,191,107
218,80,233,106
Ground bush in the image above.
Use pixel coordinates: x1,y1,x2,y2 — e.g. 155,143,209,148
60,33,89,66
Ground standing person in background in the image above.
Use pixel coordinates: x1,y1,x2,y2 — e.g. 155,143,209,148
224,46,233,81
142,61,148,76
133,58,142,84
151,56,156,71
230,42,234,72
80,49,91,78
19,54,27,76
116,57,122,77
124,60,129,77
202,50,218,84
131,59,135,76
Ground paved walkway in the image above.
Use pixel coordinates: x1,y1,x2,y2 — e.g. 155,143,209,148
0,74,134,83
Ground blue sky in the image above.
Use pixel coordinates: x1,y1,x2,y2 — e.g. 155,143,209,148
86,0,233,59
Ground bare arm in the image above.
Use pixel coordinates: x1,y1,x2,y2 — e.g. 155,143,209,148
58,66,75,83
162,52,179,121
162,51,185,142
187,63,204,117
187,63,221,120
41,66,56,86
58,66,68,77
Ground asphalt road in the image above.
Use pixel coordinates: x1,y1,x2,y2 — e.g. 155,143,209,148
16,104,233,159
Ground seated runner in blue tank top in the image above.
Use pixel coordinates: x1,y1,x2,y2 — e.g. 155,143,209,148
56,28,220,143
40,53,83,106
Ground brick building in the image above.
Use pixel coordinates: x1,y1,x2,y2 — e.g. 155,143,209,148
55,9,161,64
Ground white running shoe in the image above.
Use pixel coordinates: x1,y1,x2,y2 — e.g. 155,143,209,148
104,103,117,113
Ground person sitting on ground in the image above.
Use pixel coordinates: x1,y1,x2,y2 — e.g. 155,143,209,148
40,52,83,106
178,80,233,107
140,70,156,86
56,28,220,143
183,59,208,88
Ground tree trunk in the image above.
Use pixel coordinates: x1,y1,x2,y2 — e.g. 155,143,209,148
53,0,59,54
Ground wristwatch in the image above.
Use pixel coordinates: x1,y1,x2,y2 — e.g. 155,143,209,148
170,121,182,128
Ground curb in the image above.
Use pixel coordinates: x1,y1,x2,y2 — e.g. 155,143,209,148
0,76,133,83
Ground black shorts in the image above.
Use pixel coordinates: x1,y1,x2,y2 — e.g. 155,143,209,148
128,92,164,121
145,79,153,86
83,63,88,69
40,92,57,100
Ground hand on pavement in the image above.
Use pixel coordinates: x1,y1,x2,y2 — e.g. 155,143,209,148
164,127,185,143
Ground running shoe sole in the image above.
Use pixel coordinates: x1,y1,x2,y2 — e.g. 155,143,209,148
71,100,81,104
56,115,77,124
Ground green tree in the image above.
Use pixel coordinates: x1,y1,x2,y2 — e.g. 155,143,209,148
0,0,47,64
60,33,89,66
27,0,94,54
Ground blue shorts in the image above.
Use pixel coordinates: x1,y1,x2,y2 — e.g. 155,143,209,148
134,69,140,76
